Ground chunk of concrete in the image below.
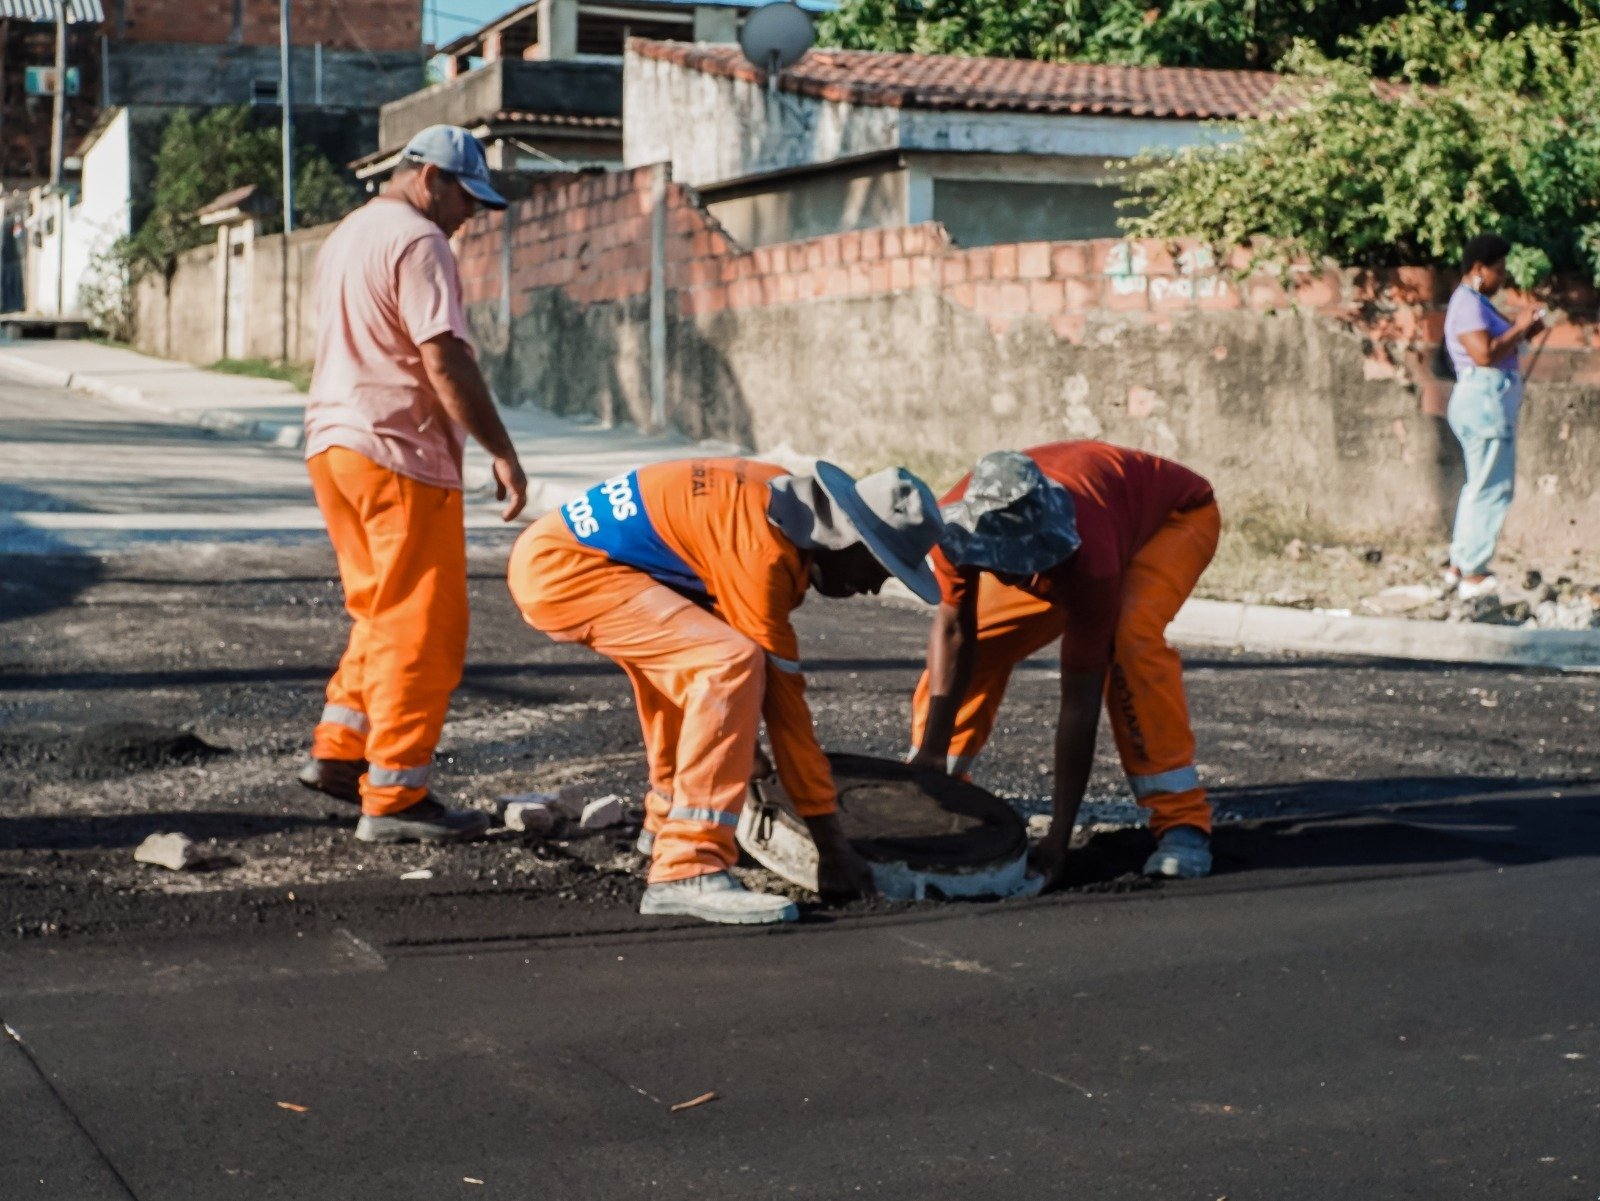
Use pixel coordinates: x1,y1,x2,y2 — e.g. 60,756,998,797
504,800,558,834
1026,814,1053,839
579,795,626,829
134,832,199,871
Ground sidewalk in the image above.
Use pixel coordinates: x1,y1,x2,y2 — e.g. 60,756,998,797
3,338,1596,671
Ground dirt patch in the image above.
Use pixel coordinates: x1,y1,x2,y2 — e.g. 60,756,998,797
0,722,227,781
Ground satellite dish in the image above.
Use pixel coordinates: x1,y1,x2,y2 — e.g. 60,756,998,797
739,2,815,76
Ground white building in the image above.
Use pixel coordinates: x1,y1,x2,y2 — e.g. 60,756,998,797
624,40,1282,247
24,106,156,318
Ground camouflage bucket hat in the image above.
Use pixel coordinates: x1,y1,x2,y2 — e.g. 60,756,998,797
939,451,1081,576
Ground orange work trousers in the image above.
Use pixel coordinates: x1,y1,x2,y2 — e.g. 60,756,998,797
911,501,1221,837
307,447,468,816
512,567,764,885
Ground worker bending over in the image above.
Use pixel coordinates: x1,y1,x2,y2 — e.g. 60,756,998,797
909,442,1220,882
509,457,945,925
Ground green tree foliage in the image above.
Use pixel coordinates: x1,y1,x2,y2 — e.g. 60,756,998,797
121,106,358,278
817,0,1594,71
1120,9,1600,282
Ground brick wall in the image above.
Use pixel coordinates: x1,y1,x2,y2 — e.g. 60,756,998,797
114,0,420,52
458,168,1599,408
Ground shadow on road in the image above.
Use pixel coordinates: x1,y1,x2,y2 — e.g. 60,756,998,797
0,551,105,624
1062,789,1600,890
0,810,338,851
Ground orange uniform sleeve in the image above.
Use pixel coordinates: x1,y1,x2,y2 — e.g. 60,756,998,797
710,528,836,817
762,661,836,818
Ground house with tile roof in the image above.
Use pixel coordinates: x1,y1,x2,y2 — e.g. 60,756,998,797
625,39,1285,248
353,0,833,187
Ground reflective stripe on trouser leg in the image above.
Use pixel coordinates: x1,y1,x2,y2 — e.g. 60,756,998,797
367,763,432,789
909,575,1065,773
667,806,740,828
1106,502,1219,838
1127,766,1200,800
312,703,370,762
308,448,467,818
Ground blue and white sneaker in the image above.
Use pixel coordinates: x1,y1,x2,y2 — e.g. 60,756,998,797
1143,825,1212,879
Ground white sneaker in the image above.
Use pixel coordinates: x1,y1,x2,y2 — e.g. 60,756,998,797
1457,574,1500,601
639,871,798,925
1143,826,1212,879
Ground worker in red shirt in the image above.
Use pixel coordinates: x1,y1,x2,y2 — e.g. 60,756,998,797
908,443,1221,882
509,457,945,925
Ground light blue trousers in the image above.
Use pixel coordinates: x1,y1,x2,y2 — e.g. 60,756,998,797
1447,368,1522,577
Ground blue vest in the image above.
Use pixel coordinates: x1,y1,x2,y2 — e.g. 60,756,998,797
561,471,706,597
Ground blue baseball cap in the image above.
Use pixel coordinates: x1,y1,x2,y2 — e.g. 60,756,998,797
400,125,507,210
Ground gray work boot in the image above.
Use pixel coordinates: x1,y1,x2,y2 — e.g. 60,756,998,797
355,796,490,844
1143,825,1212,879
297,756,366,806
639,871,797,925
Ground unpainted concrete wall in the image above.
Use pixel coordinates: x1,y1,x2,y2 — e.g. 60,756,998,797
105,43,422,109
706,160,909,249
453,168,1600,567
131,224,330,366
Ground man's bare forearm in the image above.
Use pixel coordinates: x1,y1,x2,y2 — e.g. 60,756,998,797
420,335,517,460
916,601,976,761
1049,670,1105,839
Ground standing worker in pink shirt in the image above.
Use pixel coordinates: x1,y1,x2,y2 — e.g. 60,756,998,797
296,125,528,843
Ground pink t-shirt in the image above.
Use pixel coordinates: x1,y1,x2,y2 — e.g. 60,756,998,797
304,197,472,490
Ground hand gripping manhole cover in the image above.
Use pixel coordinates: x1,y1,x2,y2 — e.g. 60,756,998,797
736,753,1040,901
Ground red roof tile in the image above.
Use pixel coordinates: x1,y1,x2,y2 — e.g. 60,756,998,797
629,40,1284,121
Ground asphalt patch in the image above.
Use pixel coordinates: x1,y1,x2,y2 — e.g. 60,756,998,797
0,721,227,781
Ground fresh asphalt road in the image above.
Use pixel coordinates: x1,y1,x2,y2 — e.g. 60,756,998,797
2,373,1598,1199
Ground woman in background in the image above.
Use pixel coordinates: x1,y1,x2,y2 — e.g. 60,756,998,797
1441,234,1546,599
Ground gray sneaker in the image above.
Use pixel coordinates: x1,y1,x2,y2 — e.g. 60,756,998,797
355,796,490,844
639,871,798,925
1143,825,1212,879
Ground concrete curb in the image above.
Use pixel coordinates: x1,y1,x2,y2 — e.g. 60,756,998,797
1171,597,1600,672
879,581,1599,672
0,348,307,449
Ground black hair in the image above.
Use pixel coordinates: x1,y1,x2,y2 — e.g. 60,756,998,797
1461,234,1511,273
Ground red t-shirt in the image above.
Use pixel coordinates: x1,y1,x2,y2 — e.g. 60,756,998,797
933,442,1214,672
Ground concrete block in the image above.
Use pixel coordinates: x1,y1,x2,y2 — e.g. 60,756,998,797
579,795,627,829
134,832,199,871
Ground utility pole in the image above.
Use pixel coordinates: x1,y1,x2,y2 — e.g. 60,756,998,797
279,0,294,360
49,1,65,187
51,0,66,315
279,0,294,234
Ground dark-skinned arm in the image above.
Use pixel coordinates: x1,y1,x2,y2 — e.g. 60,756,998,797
419,332,528,521
1458,309,1544,368
908,594,979,771
1030,667,1106,889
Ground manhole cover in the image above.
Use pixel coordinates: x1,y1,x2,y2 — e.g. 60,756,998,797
737,753,1035,901
829,753,1025,869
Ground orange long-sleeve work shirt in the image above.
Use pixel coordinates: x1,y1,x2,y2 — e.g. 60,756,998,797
514,458,836,816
